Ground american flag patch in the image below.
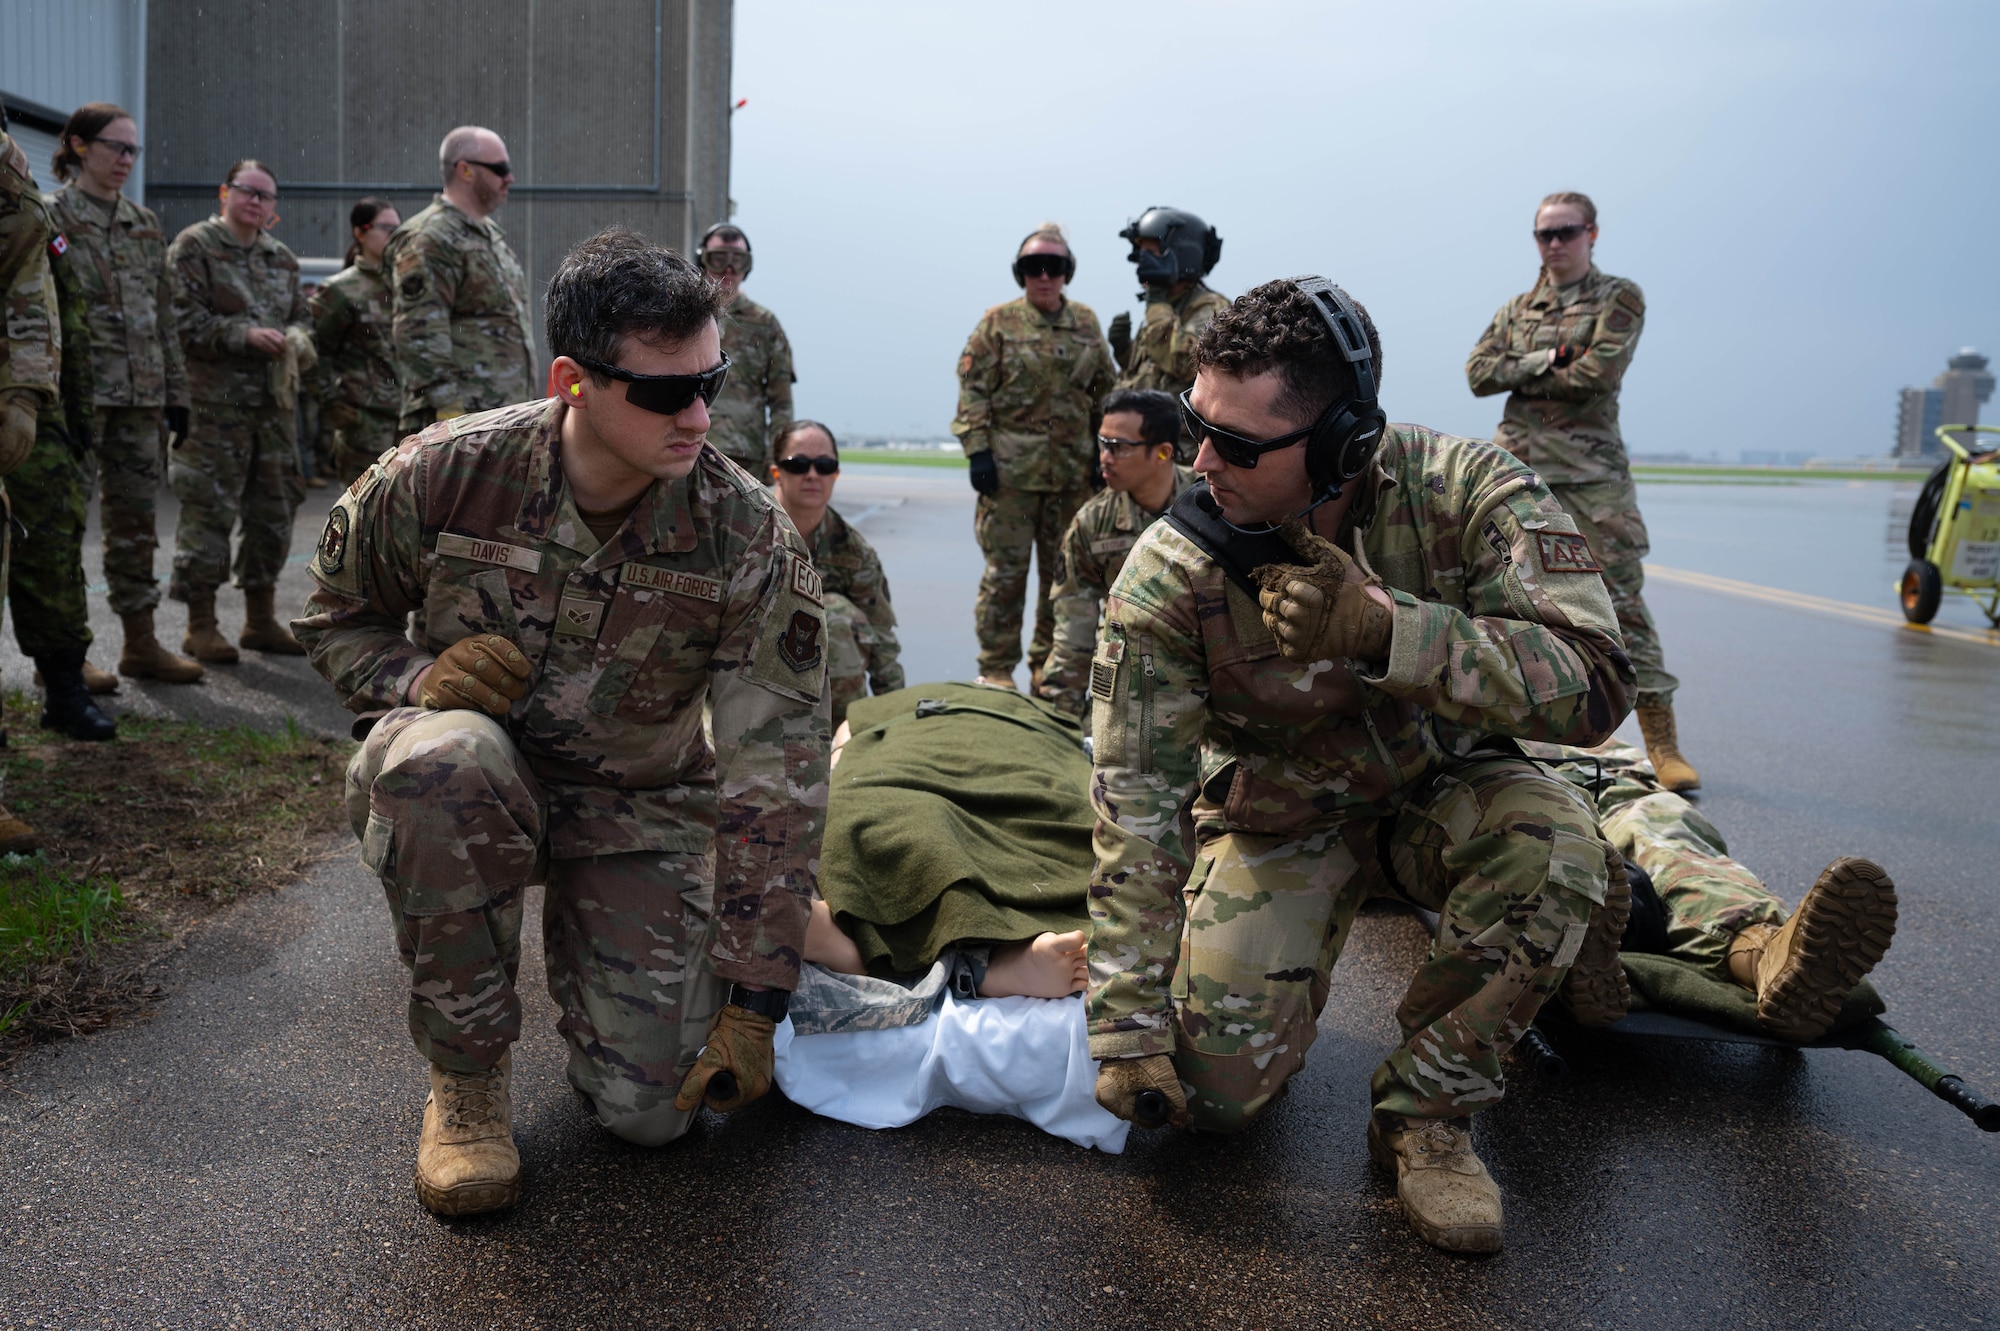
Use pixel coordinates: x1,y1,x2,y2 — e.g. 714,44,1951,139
1536,531,1603,574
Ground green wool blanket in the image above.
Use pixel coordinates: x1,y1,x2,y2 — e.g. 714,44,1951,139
820,684,1097,976
1621,952,1885,1038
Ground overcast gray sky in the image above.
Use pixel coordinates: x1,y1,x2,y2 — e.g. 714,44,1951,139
728,1,1998,458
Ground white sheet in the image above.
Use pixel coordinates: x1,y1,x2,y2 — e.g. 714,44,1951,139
773,990,1130,1153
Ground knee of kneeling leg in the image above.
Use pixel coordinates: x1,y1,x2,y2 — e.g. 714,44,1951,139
589,1094,697,1148
1178,1051,1301,1136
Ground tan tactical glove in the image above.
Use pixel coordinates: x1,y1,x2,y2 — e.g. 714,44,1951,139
1254,519,1395,665
417,634,532,716
0,388,45,477
1094,1054,1190,1128
285,325,319,375
674,1004,777,1113
435,402,467,422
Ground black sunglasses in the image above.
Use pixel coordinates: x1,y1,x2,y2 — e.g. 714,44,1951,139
775,454,839,476
1177,389,1315,469
573,353,731,416
1533,223,1590,245
1096,434,1159,454
467,158,513,179
1016,253,1069,279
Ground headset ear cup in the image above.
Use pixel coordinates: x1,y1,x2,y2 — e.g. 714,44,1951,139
1012,257,1026,289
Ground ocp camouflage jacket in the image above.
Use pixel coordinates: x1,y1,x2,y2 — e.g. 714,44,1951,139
383,196,534,420
1083,423,1633,1057
951,296,1116,493
809,504,903,698
167,216,310,407
1465,264,1645,487
48,183,187,409
1039,464,1197,713
294,398,832,989
708,293,794,469
1115,281,1228,396
310,257,401,423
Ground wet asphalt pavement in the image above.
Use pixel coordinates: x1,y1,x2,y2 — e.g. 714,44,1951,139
1,464,1996,1329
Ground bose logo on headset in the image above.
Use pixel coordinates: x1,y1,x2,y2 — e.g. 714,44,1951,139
1290,276,1387,497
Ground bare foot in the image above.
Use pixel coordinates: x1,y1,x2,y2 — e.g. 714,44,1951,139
829,720,852,771
805,897,866,975
978,930,1088,999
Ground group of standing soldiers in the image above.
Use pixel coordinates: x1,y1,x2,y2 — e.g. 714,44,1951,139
946,195,1701,794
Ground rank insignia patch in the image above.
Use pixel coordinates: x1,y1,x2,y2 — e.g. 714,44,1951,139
777,609,823,672
1536,531,1603,574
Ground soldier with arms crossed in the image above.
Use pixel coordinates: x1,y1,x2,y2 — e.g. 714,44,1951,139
698,224,794,475
1466,191,1697,790
1085,278,1633,1254
296,229,830,1216
1036,387,1195,715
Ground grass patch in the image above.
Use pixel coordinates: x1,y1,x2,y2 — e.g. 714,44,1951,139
842,450,968,469
0,707,353,1067
1631,465,1917,483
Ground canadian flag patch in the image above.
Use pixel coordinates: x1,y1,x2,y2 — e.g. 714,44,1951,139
49,234,68,258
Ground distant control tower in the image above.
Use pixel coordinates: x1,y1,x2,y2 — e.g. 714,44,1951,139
1896,348,1994,461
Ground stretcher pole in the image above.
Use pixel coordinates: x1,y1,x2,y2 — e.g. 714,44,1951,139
1844,1018,2000,1131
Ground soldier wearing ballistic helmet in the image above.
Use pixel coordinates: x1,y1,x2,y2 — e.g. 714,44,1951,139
1084,277,1633,1255
1109,206,1229,398
296,228,829,1216
698,223,794,475
950,223,1117,687
384,125,535,432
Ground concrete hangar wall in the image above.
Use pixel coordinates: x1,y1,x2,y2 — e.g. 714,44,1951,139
3,1,736,368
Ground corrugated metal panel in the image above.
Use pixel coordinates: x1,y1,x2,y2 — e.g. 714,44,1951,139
6,123,63,194
0,0,146,195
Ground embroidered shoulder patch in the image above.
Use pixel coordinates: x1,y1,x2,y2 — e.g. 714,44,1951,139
316,506,350,574
400,273,425,300
49,234,68,258
621,563,724,602
1606,309,1633,333
777,609,823,672
789,554,824,606
1536,531,1603,574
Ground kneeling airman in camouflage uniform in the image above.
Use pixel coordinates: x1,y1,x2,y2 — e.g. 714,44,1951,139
166,159,314,662
951,224,1116,687
1036,388,1195,715
1085,279,1633,1255
296,230,829,1216
766,419,902,725
310,198,403,486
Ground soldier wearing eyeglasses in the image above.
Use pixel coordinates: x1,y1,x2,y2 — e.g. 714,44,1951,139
767,419,902,725
950,223,1118,689
310,198,403,485
1035,388,1194,715
296,228,829,1217
698,224,794,475
384,125,534,434
1466,191,1696,792
48,102,204,687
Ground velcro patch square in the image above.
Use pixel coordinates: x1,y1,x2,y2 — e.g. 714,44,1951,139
1536,531,1603,574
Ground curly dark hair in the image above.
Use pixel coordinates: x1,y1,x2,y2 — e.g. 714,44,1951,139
1196,278,1382,429
544,227,723,374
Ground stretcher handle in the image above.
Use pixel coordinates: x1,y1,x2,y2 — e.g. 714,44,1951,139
705,1070,739,1106
1849,1018,2000,1131
1518,1025,1567,1080
1133,1089,1170,1128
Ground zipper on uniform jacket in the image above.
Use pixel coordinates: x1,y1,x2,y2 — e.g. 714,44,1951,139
1139,652,1156,774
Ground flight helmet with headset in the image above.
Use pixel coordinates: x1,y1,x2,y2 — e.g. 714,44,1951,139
1120,206,1223,293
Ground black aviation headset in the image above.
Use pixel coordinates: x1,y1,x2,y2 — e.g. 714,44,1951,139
1011,229,1076,288
1291,276,1387,501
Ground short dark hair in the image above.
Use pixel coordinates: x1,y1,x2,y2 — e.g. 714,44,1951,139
1099,388,1178,447
344,196,395,266
224,158,276,189
1196,279,1382,430
702,224,748,249
54,102,131,183
544,227,723,376
773,419,838,460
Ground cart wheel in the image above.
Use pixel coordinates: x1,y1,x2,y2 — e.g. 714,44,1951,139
1900,559,1942,624
1908,463,1949,559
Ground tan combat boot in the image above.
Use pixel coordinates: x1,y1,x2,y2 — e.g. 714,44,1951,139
32,662,119,694
1557,850,1632,1026
182,594,240,665
1635,704,1699,792
0,803,41,854
1368,1112,1504,1254
118,609,205,683
1728,856,1897,1042
415,1053,521,1216
238,587,306,656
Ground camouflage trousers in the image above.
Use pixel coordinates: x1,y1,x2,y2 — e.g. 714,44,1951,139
1569,741,1784,979
973,482,1092,678
328,407,400,488
347,707,725,1146
1169,756,1605,1130
2,420,93,655
1550,477,1678,709
168,401,303,600
88,405,166,616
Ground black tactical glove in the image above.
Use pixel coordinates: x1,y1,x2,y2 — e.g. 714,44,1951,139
1107,311,1132,368
1551,343,1578,370
967,450,1000,497
163,404,191,443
